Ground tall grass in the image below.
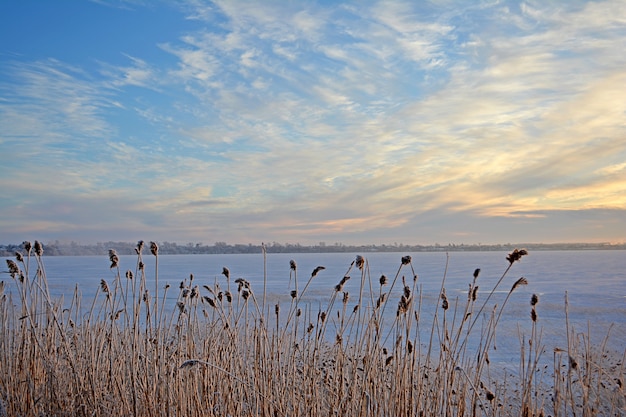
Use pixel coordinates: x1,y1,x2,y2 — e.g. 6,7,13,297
1,241,624,416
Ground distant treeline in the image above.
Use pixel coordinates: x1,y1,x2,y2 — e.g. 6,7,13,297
1,240,624,257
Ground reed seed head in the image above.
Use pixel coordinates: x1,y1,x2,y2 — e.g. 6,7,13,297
150,241,158,256
531,293,539,306
379,275,388,285
506,248,528,265
335,275,350,292
235,278,250,291
180,359,199,369
136,240,144,254
440,290,449,310
204,296,216,308
15,252,24,263
34,240,43,256
112,309,123,320
108,249,119,269
289,260,297,271
23,241,32,254
376,293,386,309
511,276,528,291
401,255,411,265
6,260,21,279
222,267,230,279
126,270,133,280
397,295,410,316
311,266,325,277
290,290,297,299
355,255,364,270
473,268,481,279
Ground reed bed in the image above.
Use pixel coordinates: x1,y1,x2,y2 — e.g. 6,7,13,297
1,241,624,416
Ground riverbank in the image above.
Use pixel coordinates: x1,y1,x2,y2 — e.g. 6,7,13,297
2,240,625,256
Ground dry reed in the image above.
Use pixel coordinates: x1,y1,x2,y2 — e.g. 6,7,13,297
0,243,623,416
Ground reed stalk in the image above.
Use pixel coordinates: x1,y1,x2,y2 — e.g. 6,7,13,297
0,244,622,416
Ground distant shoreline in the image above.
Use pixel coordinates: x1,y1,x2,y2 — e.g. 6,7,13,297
1,240,624,257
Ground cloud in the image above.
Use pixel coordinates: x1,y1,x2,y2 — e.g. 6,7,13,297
369,0,452,67
0,59,115,141
138,0,626,240
1,0,625,245
160,39,221,85
101,55,160,88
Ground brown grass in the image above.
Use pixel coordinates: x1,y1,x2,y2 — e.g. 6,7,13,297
0,241,624,416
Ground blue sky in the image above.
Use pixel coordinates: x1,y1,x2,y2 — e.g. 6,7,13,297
1,0,625,246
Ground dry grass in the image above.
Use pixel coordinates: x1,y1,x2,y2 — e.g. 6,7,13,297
1,241,624,416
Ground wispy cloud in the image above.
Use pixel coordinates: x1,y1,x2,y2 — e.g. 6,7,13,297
101,55,160,89
1,0,625,244
0,59,114,140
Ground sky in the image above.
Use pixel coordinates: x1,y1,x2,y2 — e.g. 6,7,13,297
1,0,625,246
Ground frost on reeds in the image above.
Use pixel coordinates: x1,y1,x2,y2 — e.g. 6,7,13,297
108,249,119,269
0,244,624,417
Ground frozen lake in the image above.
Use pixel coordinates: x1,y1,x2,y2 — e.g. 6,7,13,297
3,249,625,367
